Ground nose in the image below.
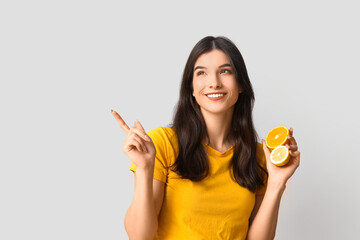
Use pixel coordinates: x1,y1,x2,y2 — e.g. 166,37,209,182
209,75,222,89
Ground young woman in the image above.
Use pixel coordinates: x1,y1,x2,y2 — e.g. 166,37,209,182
111,36,300,240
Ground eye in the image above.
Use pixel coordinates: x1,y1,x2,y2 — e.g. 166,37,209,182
196,71,206,76
220,69,232,74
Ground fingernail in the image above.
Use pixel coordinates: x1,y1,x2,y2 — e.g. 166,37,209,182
144,135,151,142
111,109,113,112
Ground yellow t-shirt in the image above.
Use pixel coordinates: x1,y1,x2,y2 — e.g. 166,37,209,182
130,127,267,240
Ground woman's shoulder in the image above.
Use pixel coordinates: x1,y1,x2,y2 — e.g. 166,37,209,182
147,127,179,166
147,126,177,139
147,126,179,148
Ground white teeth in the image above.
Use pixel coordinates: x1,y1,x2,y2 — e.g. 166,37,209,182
207,94,224,98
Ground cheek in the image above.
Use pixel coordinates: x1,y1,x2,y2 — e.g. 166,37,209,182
230,81,241,93
192,80,204,95
228,83,241,100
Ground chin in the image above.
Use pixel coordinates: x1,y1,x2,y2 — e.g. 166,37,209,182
200,106,234,115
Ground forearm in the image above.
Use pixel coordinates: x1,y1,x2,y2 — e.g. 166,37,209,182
125,167,158,240
247,180,286,240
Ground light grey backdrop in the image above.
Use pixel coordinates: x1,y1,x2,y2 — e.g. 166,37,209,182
1,0,359,239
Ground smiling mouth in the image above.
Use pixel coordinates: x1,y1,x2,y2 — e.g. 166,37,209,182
205,93,226,101
206,93,225,98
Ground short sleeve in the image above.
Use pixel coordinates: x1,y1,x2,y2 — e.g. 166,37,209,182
255,142,268,195
130,127,176,183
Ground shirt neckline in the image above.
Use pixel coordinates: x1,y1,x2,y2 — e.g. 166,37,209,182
202,143,235,157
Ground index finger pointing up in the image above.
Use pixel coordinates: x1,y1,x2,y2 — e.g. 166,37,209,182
111,109,130,134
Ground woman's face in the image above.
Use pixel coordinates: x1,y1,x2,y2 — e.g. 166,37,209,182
192,49,242,116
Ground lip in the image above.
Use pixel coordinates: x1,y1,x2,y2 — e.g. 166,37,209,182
205,92,227,101
205,92,227,96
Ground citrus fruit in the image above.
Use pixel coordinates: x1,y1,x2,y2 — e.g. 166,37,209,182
270,145,290,166
265,126,289,149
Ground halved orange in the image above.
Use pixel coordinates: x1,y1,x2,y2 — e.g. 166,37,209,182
270,145,290,166
265,126,289,149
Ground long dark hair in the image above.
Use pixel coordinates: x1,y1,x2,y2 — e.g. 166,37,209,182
171,36,266,192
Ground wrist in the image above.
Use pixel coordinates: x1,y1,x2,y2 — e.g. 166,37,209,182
135,165,154,176
134,167,155,190
267,177,287,193
134,160,155,172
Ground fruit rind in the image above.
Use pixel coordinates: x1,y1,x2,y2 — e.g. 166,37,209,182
270,145,290,166
265,126,289,149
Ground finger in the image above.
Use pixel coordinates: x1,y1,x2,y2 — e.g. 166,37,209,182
130,125,151,143
285,143,298,152
287,130,298,146
131,137,147,153
111,110,130,134
289,150,300,159
133,138,145,152
132,133,149,152
287,135,298,146
288,127,294,136
135,120,145,132
288,152,300,168
123,138,142,153
134,121,151,142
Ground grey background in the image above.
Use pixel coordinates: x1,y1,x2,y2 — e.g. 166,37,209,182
1,0,359,239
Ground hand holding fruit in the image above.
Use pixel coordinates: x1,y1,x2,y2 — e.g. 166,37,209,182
111,109,156,170
263,127,300,185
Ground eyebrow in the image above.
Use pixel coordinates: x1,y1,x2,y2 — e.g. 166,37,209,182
194,63,232,71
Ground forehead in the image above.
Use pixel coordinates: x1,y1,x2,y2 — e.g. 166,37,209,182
194,49,230,68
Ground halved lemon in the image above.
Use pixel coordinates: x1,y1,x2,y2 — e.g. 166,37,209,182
270,145,290,166
265,126,289,149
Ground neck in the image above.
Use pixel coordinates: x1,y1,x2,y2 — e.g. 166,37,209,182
201,107,234,152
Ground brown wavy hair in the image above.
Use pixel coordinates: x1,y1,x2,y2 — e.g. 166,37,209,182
171,36,267,192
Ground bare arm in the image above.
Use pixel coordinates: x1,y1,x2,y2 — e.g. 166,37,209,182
247,183,285,240
247,128,300,240
124,170,165,240
111,110,165,240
